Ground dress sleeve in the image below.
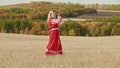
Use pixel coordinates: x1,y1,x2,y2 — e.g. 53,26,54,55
51,16,62,24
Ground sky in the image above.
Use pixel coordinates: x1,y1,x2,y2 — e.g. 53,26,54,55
0,0,120,6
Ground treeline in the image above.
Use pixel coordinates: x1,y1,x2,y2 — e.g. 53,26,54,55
0,18,48,35
0,17,120,36
105,4,120,11
94,16,120,23
60,17,120,36
84,4,120,11
0,1,96,20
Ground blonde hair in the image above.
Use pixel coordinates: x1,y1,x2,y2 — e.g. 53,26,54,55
47,10,57,22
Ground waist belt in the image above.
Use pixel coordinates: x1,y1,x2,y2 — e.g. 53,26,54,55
50,28,59,30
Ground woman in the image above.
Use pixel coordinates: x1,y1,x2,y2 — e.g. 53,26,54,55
45,10,63,55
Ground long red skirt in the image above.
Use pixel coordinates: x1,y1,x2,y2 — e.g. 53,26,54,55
45,29,63,55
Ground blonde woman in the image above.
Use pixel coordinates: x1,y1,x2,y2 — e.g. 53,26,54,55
45,10,63,55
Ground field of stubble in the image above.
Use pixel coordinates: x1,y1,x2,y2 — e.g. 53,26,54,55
0,33,120,68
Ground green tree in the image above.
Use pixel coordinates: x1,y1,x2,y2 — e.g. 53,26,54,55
60,20,80,36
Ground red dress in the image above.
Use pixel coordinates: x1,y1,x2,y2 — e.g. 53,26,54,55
45,17,63,55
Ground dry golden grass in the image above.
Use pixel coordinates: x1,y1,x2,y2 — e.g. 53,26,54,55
0,33,120,68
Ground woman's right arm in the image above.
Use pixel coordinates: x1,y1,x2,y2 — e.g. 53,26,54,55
51,16,62,24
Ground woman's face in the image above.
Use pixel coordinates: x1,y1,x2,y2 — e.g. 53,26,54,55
51,12,57,18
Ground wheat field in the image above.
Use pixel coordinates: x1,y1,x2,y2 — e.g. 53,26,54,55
0,33,120,68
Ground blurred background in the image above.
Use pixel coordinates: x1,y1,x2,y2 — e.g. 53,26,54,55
0,0,120,36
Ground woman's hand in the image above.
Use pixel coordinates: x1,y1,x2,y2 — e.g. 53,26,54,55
57,15,62,24
57,15,62,19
